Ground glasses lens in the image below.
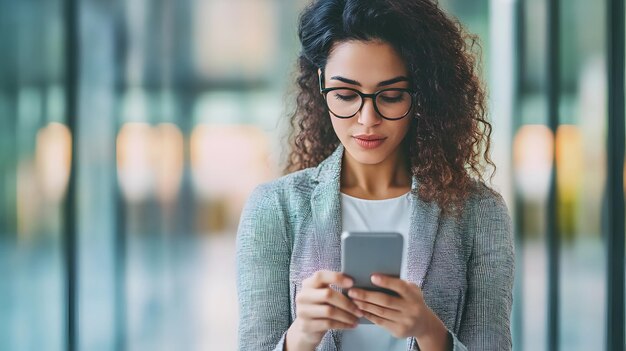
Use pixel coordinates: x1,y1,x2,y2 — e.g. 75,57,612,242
376,90,412,119
325,89,362,117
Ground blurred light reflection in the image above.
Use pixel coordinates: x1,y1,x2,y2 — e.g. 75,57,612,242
116,123,155,203
35,122,72,203
190,124,274,195
153,123,184,205
513,124,554,201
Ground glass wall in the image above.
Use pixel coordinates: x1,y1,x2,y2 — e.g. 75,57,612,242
0,0,624,350
73,0,308,349
515,1,551,349
0,0,308,349
557,0,607,349
0,0,67,350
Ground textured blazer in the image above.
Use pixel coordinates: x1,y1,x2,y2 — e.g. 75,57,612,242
236,145,514,351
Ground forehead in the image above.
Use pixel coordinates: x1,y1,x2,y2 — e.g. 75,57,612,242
325,40,408,85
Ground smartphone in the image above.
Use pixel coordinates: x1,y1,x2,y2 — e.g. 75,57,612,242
340,231,404,324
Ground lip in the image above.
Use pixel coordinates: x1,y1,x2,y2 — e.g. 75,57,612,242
353,134,386,141
353,134,386,149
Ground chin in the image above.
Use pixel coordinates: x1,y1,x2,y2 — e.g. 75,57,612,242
344,144,391,165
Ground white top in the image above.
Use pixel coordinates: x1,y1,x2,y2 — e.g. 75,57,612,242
340,191,411,351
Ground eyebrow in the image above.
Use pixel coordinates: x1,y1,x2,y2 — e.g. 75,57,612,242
329,75,409,87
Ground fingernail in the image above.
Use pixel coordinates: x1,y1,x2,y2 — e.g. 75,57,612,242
355,309,363,317
348,290,357,298
344,278,353,286
371,275,380,283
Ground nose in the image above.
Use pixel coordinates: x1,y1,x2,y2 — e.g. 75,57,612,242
357,97,382,127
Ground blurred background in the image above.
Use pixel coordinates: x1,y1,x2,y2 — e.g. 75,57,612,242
0,0,624,350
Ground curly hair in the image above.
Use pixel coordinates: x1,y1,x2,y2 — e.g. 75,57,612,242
286,0,495,215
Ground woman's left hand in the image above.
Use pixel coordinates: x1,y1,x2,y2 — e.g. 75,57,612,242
347,274,447,344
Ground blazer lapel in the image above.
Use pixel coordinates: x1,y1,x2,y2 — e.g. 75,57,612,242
405,179,441,351
310,183,342,273
310,145,344,351
406,177,442,288
310,189,344,351
310,145,344,274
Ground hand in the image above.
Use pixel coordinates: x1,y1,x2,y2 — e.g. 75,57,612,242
347,274,450,350
286,270,364,350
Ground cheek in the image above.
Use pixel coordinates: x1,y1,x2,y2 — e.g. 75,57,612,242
329,114,353,137
388,119,412,141
399,120,412,138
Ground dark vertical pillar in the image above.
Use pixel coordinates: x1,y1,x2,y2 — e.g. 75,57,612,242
63,0,79,349
114,188,127,351
112,2,128,348
512,0,525,348
546,0,560,350
607,0,625,349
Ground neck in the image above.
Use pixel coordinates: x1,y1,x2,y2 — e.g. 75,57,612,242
340,147,412,200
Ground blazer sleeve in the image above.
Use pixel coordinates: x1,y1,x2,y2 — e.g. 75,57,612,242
449,190,515,350
236,184,292,351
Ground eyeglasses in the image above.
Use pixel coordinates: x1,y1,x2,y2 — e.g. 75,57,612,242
319,70,416,120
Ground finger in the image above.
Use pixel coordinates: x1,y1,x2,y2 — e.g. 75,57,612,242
347,288,402,311
303,270,354,289
300,318,358,332
298,288,363,317
298,303,360,325
353,300,402,322
370,274,416,299
360,310,395,330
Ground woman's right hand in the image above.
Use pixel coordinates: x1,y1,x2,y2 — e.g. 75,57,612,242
285,270,364,351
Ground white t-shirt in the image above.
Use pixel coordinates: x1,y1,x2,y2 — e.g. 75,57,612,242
340,191,411,351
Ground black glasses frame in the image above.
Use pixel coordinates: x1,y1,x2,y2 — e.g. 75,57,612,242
319,70,416,120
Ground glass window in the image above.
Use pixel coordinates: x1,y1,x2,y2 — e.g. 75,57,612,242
1,1,623,350
557,0,607,349
0,1,67,350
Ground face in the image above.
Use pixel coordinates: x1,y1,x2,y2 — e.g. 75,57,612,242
321,40,413,166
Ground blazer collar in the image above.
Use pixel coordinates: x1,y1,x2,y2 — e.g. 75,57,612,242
309,144,441,350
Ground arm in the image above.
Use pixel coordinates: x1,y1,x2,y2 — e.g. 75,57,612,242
449,190,515,350
236,184,292,351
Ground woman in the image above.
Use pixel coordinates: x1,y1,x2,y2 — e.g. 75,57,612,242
236,0,514,350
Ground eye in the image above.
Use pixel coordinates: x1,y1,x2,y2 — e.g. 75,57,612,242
327,88,360,102
379,91,408,103
332,91,359,101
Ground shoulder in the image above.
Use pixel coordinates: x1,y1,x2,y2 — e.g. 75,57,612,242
461,180,513,245
461,181,515,281
238,167,318,246
464,180,510,219
242,166,318,217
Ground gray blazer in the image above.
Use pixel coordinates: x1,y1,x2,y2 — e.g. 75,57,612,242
236,145,514,351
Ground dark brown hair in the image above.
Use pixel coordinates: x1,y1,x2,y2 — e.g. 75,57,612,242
286,0,495,214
